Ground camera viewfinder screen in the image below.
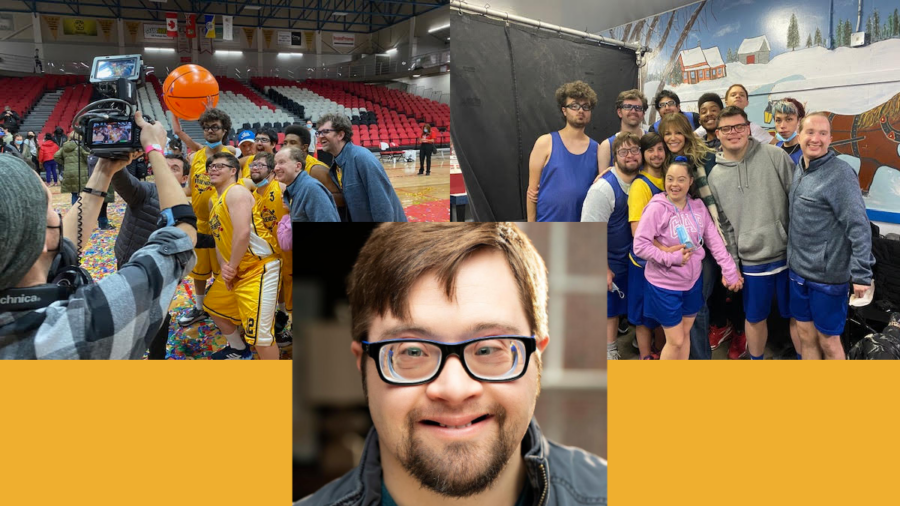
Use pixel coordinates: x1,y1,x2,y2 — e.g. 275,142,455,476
95,59,137,80
92,121,132,145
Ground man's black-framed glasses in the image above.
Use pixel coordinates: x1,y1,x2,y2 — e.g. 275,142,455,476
564,103,592,112
361,335,537,386
717,123,750,134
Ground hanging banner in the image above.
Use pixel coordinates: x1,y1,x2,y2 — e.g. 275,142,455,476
204,14,215,38
176,25,190,53
243,27,255,47
98,19,113,41
222,15,232,41
263,29,273,48
44,16,60,40
332,32,355,48
62,18,97,36
277,31,292,45
0,13,13,32
143,23,169,40
306,32,314,48
186,14,196,38
165,12,177,37
126,21,140,42
199,34,213,54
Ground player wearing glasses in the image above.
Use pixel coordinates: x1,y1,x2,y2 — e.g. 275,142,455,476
707,106,799,361
581,132,643,360
598,89,648,169
203,152,282,360
649,90,700,134
296,223,607,506
527,81,601,222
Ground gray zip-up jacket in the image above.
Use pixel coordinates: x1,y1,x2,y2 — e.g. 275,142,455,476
788,151,874,285
708,138,794,268
295,418,607,506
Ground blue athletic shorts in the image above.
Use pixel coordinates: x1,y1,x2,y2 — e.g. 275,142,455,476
742,264,791,323
608,263,628,318
627,260,660,329
644,275,704,328
788,269,849,336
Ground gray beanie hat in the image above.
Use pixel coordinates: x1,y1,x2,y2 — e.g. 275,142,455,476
0,154,48,291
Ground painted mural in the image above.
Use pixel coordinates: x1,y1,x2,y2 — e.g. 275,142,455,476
608,0,900,223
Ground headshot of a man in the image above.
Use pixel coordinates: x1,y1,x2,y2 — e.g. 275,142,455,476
297,222,607,506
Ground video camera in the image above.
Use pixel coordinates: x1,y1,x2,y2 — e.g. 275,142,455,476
74,54,153,159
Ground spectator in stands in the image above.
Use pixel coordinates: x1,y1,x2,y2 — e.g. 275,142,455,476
24,132,37,157
1,105,21,134
167,138,184,158
526,80,599,222
788,112,874,360
649,90,700,134
772,98,806,165
317,113,408,222
0,112,198,359
33,48,42,73
52,127,66,148
272,146,340,222
38,133,59,186
282,123,344,215
11,134,36,171
305,120,316,155
724,84,774,144
57,132,90,204
696,93,724,149
418,123,437,176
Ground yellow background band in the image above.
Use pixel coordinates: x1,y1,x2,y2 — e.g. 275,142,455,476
1,361,291,505
610,361,900,505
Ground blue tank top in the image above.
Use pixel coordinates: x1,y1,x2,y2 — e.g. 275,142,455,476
776,141,803,165
606,135,617,167
629,173,664,268
601,170,632,270
536,131,599,222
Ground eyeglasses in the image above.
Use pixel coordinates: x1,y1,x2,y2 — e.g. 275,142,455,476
657,100,677,108
256,138,271,144
616,147,642,156
249,162,269,169
564,103,592,111
207,163,234,172
717,123,750,134
315,129,337,136
361,335,537,386
619,104,645,112
202,125,223,132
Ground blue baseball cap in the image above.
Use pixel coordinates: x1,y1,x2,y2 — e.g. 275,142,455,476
238,130,255,145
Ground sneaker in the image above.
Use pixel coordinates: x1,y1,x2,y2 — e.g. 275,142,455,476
607,347,620,360
617,316,629,335
210,345,253,360
275,329,293,348
274,310,289,335
177,306,209,327
728,330,748,360
709,322,734,350
98,223,116,231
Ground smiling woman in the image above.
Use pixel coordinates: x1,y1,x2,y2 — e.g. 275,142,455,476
291,222,608,505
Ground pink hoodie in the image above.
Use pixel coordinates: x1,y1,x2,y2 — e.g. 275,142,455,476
633,193,739,291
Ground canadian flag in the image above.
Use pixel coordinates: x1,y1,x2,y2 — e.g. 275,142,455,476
166,12,177,37
186,14,196,38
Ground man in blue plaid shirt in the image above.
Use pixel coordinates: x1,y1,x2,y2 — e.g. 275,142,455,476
0,111,198,359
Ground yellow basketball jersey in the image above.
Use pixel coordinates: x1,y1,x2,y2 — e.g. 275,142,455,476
240,154,255,179
209,183,276,275
189,149,214,232
311,154,341,186
253,178,287,256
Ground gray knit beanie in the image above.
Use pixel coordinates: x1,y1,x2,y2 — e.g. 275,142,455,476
0,154,48,291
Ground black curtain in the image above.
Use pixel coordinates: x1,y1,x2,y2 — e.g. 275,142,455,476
451,12,639,221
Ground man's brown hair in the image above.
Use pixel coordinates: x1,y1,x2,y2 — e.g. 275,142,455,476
615,89,648,111
555,80,598,111
348,223,549,343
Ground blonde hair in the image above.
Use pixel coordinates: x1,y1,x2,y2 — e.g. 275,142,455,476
658,113,713,169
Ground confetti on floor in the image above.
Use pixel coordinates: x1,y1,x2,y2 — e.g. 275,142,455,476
405,199,451,222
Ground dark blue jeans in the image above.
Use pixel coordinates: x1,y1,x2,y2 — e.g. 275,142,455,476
689,252,719,360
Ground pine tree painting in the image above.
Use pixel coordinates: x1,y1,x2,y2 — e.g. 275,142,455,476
787,13,801,50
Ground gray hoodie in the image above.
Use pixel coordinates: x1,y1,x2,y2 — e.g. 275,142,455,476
708,138,794,268
788,151,874,285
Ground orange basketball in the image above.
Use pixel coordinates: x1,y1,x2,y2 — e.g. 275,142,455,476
162,65,219,121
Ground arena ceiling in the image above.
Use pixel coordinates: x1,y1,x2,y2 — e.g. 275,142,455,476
0,0,449,33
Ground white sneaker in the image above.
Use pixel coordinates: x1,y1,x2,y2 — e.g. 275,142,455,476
607,347,620,360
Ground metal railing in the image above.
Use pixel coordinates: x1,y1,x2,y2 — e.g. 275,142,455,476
0,52,92,75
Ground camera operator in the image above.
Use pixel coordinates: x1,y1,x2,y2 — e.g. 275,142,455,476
0,111,198,359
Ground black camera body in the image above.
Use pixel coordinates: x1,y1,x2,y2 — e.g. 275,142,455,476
73,54,153,160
